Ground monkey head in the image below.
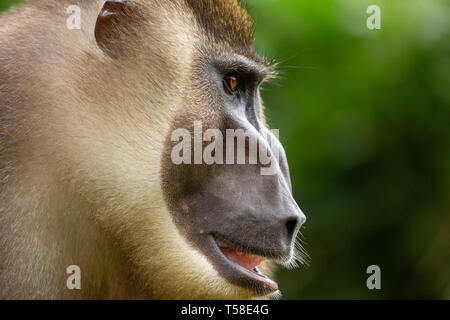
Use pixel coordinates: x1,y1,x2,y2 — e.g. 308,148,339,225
54,0,306,299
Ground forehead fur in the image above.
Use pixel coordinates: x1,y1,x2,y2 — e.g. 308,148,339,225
184,0,254,49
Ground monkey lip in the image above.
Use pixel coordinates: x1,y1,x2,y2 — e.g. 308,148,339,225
211,236,279,293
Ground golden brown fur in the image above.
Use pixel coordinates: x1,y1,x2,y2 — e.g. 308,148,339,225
1,0,163,299
0,0,278,299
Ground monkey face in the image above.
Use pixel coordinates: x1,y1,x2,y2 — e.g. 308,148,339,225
160,51,306,298
158,2,306,299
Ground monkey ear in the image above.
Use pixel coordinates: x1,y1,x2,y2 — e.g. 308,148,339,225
95,0,136,57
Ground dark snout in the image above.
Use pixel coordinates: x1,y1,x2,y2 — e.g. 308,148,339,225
162,116,306,261
161,114,306,292
202,163,305,259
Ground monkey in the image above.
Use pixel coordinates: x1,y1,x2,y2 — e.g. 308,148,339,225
0,0,306,299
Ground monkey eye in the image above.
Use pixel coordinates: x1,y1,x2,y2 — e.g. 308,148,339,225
223,73,240,95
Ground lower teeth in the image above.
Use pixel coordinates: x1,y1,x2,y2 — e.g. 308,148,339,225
253,267,263,276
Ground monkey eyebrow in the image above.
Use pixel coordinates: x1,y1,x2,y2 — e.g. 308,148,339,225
219,54,270,82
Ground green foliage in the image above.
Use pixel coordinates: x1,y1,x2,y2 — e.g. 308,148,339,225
244,0,450,299
1,0,449,299
0,0,22,11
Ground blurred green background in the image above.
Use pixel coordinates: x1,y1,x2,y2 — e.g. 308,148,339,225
1,0,449,299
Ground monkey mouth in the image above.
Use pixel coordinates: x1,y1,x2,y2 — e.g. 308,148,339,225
210,235,279,293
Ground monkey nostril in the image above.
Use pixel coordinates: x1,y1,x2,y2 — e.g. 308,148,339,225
285,218,299,239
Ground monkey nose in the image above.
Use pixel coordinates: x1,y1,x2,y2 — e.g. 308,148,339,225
284,217,299,240
280,204,305,249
